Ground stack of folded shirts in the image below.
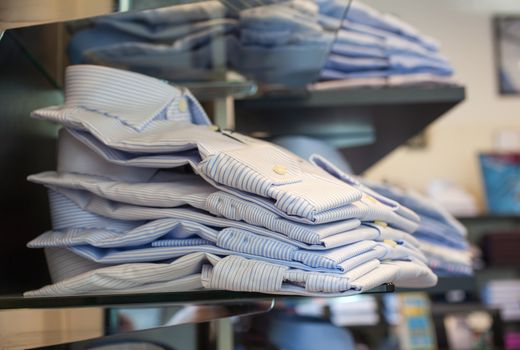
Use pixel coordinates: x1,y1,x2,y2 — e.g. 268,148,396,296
68,0,336,86
24,65,437,297
228,0,334,85
362,179,472,276
68,1,237,81
316,0,454,85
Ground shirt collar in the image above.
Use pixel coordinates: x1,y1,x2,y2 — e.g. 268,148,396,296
62,65,210,130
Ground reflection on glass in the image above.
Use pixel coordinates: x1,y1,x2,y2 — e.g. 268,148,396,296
65,0,350,90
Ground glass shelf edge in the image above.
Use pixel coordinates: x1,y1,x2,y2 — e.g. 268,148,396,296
0,284,394,310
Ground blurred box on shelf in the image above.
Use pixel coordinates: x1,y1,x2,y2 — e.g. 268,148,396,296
479,153,520,214
481,279,520,322
482,232,520,266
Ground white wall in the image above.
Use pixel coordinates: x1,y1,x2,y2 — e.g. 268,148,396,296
361,0,520,209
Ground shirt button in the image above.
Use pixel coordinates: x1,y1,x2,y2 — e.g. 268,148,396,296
374,221,388,227
178,98,188,112
273,164,287,175
383,239,397,248
364,194,379,204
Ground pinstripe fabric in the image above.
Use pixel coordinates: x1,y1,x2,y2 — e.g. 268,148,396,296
25,252,214,296
200,255,436,295
45,188,369,250
33,65,388,224
29,217,218,248
55,128,420,229
29,170,364,246
360,176,471,276
33,197,400,273
47,187,422,251
45,248,105,283
66,126,368,225
26,250,436,297
34,228,424,275
48,190,141,231
31,189,426,275
310,154,420,227
29,170,213,210
418,240,471,266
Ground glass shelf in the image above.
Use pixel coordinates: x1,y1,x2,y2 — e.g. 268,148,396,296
0,284,394,310
0,285,394,349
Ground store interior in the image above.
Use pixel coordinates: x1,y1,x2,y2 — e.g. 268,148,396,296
0,0,519,349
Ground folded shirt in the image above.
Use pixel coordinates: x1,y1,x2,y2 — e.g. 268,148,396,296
240,28,332,47
413,217,469,250
363,180,467,237
35,65,421,226
323,53,452,76
341,21,436,54
25,251,437,297
418,240,472,275
239,4,321,33
339,1,439,51
330,42,386,58
29,193,425,273
309,155,420,225
317,0,451,83
44,248,105,283
95,18,238,44
30,127,420,235
101,1,228,26
45,187,419,251
238,2,331,48
418,240,472,266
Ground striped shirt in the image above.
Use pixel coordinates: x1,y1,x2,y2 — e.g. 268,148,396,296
32,189,426,273
32,65,387,225
25,251,437,297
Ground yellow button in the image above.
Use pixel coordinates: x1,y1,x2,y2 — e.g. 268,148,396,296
374,221,388,227
208,124,219,131
364,194,379,204
273,164,287,175
178,98,188,112
383,239,397,248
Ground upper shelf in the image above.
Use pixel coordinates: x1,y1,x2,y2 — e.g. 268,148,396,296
235,84,466,173
236,84,465,108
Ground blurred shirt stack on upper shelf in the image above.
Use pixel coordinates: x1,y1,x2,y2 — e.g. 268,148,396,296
65,0,456,91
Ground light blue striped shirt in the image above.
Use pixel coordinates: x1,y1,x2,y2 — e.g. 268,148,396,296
29,128,420,240
33,189,425,273
25,251,437,297
46,186,420,249
32,65,396,225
